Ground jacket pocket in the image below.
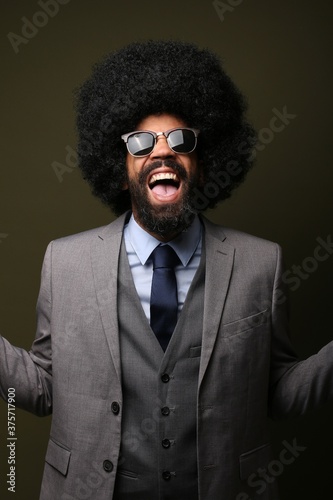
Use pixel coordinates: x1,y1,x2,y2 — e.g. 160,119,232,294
117,468,139,479
189,345,202,358
222,309,268,338
45,438,71,476
239,442,271,480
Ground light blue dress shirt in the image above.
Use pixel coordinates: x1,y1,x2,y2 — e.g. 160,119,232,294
124,214,202,321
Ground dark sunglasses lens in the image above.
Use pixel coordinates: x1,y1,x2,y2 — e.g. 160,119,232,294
127,132,154,156
169,129,196,153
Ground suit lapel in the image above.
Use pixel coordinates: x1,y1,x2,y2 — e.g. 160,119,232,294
90,213,128,384
198,217,235,388
89,213,234,388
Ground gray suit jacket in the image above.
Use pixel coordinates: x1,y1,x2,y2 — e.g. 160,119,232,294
1,213,332,499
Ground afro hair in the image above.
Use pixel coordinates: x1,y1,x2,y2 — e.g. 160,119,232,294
75,40,256,215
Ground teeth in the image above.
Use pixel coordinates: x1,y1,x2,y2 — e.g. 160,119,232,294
149,173,178,185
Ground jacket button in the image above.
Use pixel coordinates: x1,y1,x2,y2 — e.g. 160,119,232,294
161,406,170,416
161,373,170,383
162,438,171,448
103,460,113,473
111,402,120,415
162,470,171,481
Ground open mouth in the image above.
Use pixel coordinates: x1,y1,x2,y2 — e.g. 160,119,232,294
148,172,181,197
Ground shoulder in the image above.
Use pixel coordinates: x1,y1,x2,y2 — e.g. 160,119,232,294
201,215,279,249
50,213,128,249
38,213,129,279
42,213,129,269
201,215,282,273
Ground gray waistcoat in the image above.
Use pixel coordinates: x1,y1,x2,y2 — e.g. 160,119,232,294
113,239,206,500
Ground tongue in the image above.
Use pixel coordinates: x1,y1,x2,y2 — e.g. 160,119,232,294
151,184,178,196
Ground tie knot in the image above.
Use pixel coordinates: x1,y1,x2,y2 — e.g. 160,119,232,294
151,245,179,270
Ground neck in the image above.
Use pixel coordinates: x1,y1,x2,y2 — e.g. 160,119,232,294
132,215,181,242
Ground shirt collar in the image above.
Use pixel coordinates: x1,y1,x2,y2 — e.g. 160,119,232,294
125,214,202,266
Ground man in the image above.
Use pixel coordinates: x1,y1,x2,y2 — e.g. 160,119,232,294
0,40,332,500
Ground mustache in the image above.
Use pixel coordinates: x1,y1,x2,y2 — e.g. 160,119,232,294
138,160,188,184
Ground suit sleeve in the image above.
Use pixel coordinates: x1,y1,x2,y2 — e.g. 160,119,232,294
0,243,53,416
268,243,333,418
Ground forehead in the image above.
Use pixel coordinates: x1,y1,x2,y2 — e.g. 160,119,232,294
135,114,188,132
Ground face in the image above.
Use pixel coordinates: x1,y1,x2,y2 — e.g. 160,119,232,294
124,114,202,240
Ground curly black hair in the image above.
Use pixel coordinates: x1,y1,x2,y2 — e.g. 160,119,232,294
75,40,256,215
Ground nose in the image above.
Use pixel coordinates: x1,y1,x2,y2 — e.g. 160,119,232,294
150,134,175,159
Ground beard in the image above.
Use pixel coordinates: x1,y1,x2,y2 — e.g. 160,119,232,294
127,159,200,238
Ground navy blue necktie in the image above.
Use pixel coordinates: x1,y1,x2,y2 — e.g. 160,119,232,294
150,245,179,351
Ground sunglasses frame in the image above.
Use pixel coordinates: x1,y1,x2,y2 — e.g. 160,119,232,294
121,127,200,157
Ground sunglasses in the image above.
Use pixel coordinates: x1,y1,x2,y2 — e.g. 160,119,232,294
121,127,200,157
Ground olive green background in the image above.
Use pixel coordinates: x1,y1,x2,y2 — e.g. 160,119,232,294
0,0,332,498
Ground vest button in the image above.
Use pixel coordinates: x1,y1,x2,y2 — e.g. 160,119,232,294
162,470,171,481
162,438,171,448
161,406,170,416
111,402,120,415
161,373,170,383
103,460,113,473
